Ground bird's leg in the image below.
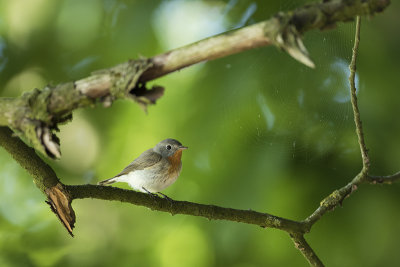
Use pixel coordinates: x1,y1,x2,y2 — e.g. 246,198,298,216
158,192,173,201
142,187,158,199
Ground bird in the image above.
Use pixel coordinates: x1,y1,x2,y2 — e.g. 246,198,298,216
98,138,187,198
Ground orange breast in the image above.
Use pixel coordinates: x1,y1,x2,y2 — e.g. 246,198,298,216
167,150,182,176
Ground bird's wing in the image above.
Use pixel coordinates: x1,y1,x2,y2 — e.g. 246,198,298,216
114,149,162,177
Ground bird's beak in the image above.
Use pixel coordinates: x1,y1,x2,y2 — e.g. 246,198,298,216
179,146,188,150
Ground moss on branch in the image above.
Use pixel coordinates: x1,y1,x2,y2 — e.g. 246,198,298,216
0,59,162,158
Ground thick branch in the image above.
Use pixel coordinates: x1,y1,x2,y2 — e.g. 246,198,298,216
290,233,324,267
140,0,390,81
0,127,59,191
0,126,308,235
0,127,75,235
0,60,163,158
66,184,307,233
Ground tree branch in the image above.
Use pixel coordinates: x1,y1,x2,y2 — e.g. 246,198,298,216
0,125,309,235
140,0,390,81
349,16,370,172
367,171,400,184
0,127,75,236
0,0,390,159
299,16,399,265
0,59,163,158
290,233,324,267
301,14,400,260
0,127,59,190
304,16,366,228
303,179,356,227
66,184,307,233
304,16,369,228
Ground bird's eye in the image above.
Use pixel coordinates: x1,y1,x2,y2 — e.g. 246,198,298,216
166,145,172,150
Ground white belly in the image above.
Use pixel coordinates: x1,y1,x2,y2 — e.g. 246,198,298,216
114,169,179,193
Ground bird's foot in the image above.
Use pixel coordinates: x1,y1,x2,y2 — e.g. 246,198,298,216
142,187,158,199
158,192,173,201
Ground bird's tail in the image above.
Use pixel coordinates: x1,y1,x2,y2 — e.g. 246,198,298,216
98,177,117,186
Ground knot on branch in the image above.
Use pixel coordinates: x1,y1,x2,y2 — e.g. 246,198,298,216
268,0,390,69
272,13,315,68
3,58,165,158
96,59,165,112
8,87,66,158
129,84,165,113
320,190,342,209
290,0,390,33
108,59,152,98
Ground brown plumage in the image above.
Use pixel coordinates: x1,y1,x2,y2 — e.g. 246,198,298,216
168,149,183,176
98,139,187,193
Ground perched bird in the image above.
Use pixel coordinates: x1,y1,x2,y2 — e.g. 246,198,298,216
98,139,187,197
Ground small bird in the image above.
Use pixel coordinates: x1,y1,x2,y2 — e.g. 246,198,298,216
98,139,187,197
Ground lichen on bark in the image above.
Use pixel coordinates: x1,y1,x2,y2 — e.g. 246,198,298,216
0,58,163,158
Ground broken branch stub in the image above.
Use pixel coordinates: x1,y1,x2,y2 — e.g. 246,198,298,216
46,183,76,237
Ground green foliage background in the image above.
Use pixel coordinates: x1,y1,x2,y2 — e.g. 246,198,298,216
0,0,399,266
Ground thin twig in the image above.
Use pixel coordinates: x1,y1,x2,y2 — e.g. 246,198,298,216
304,181,355,227
349,16,370,172
305,16,366,229
300,18,366,261
290,233,324,267
367,171,400,184
301,18,400,266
